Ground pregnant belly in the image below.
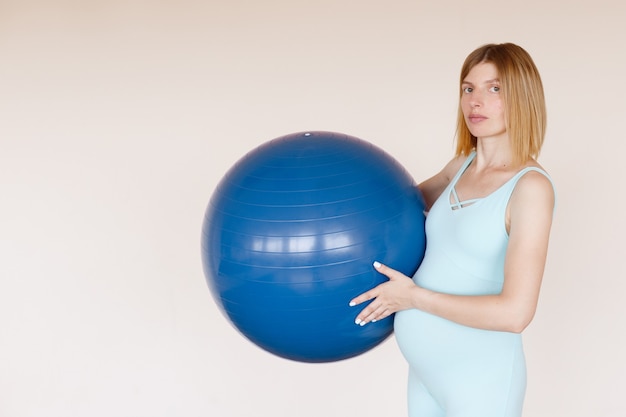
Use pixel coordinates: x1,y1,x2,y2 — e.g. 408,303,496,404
393,308,523,391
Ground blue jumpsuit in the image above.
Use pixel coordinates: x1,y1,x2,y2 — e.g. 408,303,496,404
394,151,554,417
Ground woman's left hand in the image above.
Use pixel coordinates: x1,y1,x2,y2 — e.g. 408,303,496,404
349,261,418,326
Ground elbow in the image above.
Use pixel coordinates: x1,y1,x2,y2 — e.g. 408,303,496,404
507,321,529,334
504,311,535,334
496,292,539,333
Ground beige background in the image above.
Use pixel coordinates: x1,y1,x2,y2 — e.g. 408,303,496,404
1,1,624,416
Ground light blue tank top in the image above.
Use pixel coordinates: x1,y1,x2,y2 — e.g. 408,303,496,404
415,151,554,296
393,151,554,415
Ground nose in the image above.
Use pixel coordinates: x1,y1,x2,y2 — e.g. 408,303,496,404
469,92,482,108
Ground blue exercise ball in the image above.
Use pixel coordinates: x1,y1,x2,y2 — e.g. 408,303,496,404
201,131,426,362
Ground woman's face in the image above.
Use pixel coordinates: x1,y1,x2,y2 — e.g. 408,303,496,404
460,62,507,141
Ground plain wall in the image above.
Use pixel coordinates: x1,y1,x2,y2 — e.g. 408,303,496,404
1,1,625,416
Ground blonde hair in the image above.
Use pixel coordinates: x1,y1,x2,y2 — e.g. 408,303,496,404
455,43,547,167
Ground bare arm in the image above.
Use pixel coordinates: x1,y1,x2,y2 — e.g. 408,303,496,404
350,171,555,333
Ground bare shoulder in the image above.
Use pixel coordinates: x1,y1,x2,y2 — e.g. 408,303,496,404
511,162,555,211
440,154,469,181
507,162,555,235
518,162,553,191
418,154,469,210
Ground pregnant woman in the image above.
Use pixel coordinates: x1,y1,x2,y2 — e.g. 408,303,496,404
350,42,556,417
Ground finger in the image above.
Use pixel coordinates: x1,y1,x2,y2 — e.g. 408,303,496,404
349,288,378,307
373,261,395,278
371,308,391,323
356,305,389,326
353,298,378,324
350,263,396,307
355,299,387,323
373,261,404,281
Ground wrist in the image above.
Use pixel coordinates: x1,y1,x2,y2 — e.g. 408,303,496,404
410,284,426,310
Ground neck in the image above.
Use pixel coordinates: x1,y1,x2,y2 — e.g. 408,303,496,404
474,138,514,170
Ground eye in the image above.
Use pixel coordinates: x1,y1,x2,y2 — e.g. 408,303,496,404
463,87,473,93
489,85,500,93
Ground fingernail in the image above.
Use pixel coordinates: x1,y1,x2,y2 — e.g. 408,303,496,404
355,318,362,325
349,301,356,307
373,261,381,268
359,320,366,326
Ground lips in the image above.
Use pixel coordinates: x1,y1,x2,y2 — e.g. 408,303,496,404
468,114,487,123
